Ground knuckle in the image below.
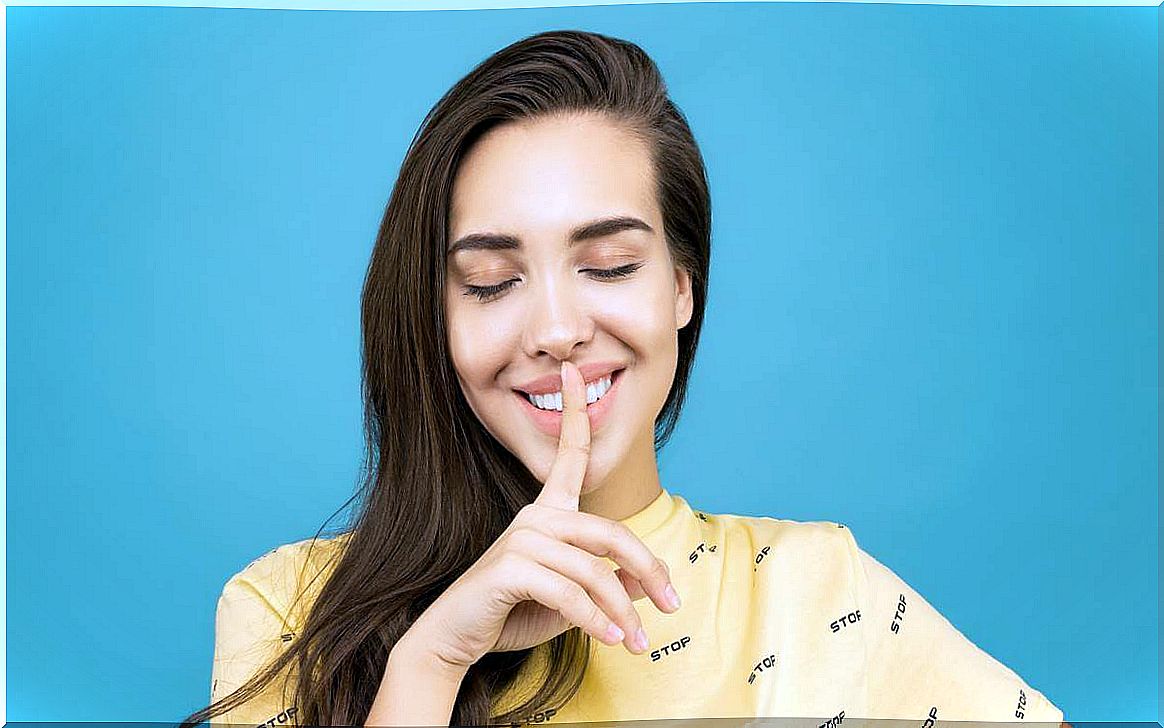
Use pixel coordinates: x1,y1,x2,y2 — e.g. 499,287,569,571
539,510,566,539
505,526,540,553
480,566,510,604
558,436,591,457
619,600,641,627
588,557,614,584
494,549,525,575
515,503,540,526
484,575,510,605
651,557,670,581
603,519,625,545
557,576,586,607
585,601,607,629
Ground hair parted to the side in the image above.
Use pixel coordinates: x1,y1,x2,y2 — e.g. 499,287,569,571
181,29,711,727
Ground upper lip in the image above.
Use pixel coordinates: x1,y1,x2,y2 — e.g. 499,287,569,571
513,362,625,396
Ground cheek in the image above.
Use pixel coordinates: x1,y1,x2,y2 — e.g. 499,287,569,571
445,305,516,389
446,307,517,444
596,282,680,407
595,281,676,345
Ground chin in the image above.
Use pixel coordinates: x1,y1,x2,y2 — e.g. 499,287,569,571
522,446,609,491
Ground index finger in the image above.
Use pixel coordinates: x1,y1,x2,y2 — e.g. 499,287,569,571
533,360,591,512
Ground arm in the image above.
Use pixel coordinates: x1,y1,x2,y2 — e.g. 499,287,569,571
210,573,298,728
841,527,1065,722
364,627,471,727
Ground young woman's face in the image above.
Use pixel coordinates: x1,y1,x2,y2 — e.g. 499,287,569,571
445,112,693,494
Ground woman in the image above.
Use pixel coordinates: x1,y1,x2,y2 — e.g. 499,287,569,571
181,29,1065,728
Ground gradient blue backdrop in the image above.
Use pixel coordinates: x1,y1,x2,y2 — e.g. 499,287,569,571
6,3,1158,722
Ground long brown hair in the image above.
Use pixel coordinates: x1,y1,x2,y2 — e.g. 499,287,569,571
182,28,711,727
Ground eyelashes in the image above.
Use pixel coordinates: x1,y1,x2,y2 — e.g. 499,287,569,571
462,262,645,303
462,280,514,303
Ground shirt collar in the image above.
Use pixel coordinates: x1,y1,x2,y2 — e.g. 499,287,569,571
617,487,676,540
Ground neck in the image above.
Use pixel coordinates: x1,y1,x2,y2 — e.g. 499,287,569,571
579,426,663,522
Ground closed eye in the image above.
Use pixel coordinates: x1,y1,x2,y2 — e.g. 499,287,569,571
586,262,644,280
461,279,517,303
462,262,644,303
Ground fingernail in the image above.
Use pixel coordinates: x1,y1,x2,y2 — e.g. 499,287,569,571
664,583,681,610
634,627,649,653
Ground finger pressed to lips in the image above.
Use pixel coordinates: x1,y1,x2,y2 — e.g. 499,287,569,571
525,360,678,655
558,360,591,452
534,360,592,512
516,365,624,441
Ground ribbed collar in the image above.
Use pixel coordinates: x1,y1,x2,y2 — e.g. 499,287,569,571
616,487,677,541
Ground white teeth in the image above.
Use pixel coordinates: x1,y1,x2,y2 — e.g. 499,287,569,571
527,374,613,412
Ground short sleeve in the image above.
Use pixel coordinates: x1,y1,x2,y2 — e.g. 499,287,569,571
840,527,1064,723
209,559,302,728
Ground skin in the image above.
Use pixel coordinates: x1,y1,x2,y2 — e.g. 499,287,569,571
444,111,694,523
368,113,694,723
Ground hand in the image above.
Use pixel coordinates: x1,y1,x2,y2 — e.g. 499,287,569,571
403,360,681,671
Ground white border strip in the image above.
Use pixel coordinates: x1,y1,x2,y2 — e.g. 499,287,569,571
3,0,1162,8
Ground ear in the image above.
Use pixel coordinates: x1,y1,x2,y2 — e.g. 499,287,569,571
674,265,694,330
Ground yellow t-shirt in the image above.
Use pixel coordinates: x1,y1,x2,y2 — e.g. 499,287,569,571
209,488,1064,726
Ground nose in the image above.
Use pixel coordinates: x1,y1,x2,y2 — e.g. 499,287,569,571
522,271,594,362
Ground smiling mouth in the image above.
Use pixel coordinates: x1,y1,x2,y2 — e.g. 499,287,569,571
514,368,624,412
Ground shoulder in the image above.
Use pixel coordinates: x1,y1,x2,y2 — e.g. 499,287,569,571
229,532,351,582
688,505,862,587
220,532,352,629
210,535,348,724
699,507,857,558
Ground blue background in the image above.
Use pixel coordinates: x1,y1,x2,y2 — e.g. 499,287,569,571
6,3,1158,722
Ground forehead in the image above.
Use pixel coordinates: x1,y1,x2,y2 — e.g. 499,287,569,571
448,113,658,242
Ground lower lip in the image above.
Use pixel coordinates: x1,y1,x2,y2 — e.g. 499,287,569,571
514,369,624,439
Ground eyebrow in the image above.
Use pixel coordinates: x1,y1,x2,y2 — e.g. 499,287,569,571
446,215,654,257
